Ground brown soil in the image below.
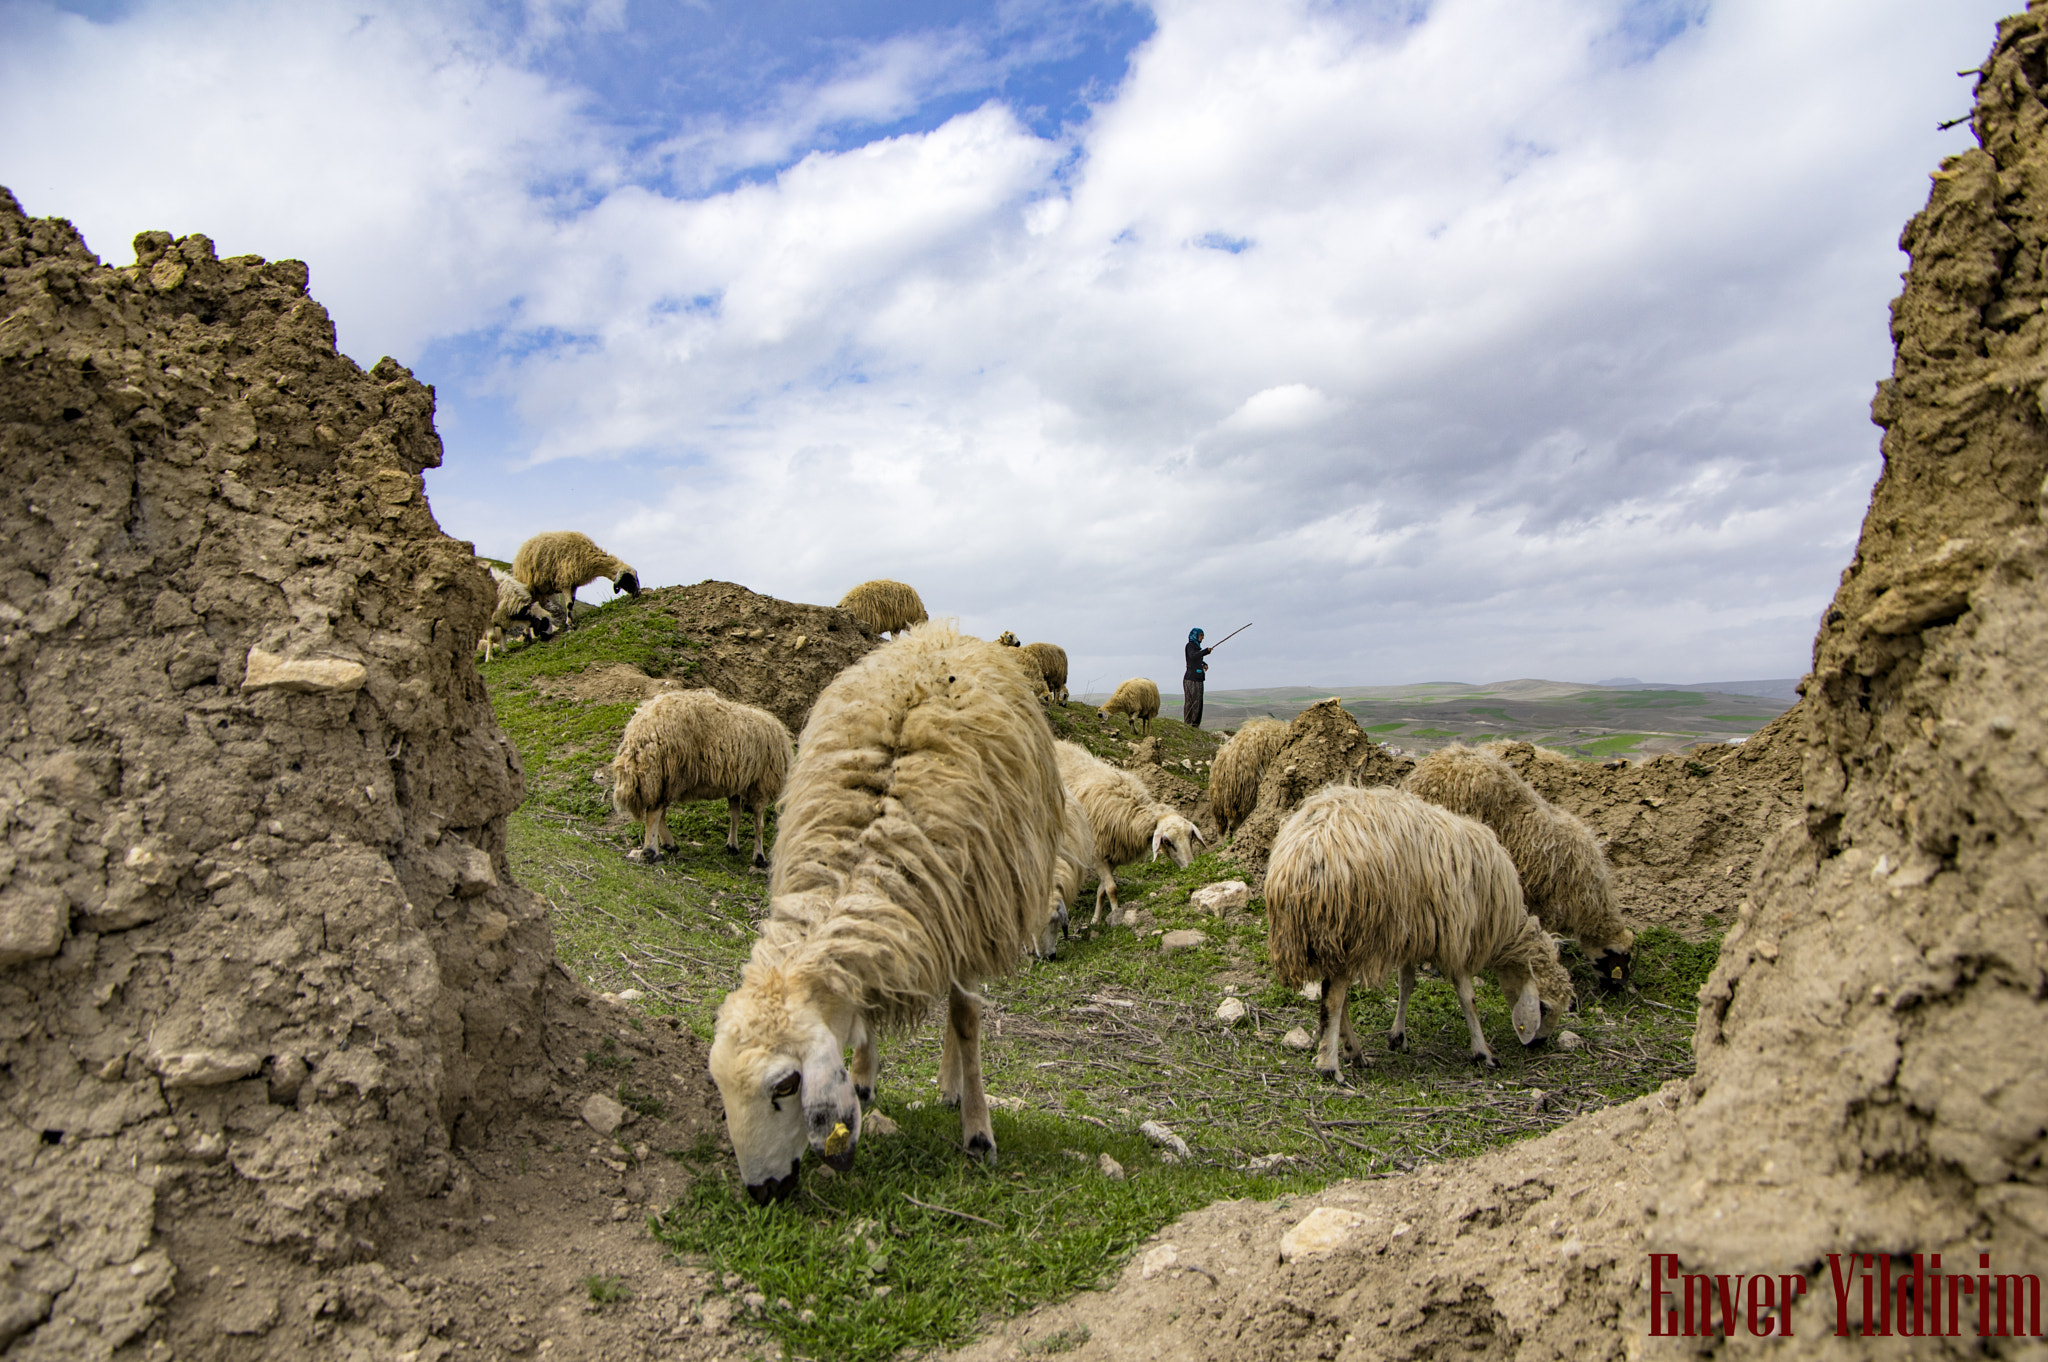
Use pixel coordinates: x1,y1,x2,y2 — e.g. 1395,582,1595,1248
0,194,759,1360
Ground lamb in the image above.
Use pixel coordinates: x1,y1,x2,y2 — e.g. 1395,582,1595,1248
1098,677,1160,734
610,690,794,868
1265,784,1576,1075
512,530,641,629
707,624,1064,1204
1021,642,1069,704
1209,717,1288,838
836,579,928,636
1053,740,1201,925
477,566,555,662
1403,744,1636,991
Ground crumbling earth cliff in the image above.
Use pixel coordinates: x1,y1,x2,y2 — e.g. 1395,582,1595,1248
0,192,726,1359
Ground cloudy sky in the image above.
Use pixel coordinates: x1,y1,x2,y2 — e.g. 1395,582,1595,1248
0,0,2008,691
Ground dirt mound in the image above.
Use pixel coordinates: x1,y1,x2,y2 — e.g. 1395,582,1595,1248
1226,699,1415,871
0,194,744,1359
949,9,2048,1355
629,579,878,735
1489,707,1807,935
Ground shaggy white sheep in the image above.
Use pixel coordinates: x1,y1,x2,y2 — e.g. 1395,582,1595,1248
477,566,555,662
1265,784,1576,1075
836,579,928,636
1052,740,1201,926
708,624,1063,1203
1099,677,1160,734
1209,717,1287,838
512,531,641,629
1404,744,1637,992
1021,642,1069,704
610,689,794,868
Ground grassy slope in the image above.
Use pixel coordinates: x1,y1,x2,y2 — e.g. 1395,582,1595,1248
483,620,1716,1362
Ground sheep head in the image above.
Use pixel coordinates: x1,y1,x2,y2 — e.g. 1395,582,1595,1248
613,569,641,596
709,963,862,1206
1498,944,1575,1047
1590,927,1636,994
1148,811,1201,867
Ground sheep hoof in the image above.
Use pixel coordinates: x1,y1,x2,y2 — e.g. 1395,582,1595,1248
1473,1052,1499,1069
854,1084,873,1104
626,847,658,865
1315,1065,1340,1083
752,852,769,869
1387,1032,1406,1051
965,1133,996,1163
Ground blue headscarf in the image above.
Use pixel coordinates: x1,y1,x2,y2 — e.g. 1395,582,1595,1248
1189,627,1204,641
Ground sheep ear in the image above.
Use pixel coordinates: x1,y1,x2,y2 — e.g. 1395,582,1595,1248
1510,985,1547,1045
1150,828,1163,861
1192,825,1206,844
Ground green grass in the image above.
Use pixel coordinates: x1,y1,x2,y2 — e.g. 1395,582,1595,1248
483,623,1717,1360
1566,734,1661,758
1705,715,1774,724
1363,722,1407,733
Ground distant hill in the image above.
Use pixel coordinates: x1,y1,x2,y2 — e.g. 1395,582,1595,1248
1073,677,1802,761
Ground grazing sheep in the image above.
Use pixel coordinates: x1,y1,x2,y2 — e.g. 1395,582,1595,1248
1053,740,1201,925
1038,789,1097,958
1403,744,1636,991
1266,784,1575,1075
512,531,641,629
477,566,555,662
1099,677,1160,734
837,579,928,636
708,624,1063,1203
1021,642,1069,704
1210,718,1288,838
610,690,794,868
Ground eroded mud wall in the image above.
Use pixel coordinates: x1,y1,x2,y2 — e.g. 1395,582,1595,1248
0,192,556,1357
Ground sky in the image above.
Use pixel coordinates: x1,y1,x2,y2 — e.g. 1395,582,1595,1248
0,0,2011,692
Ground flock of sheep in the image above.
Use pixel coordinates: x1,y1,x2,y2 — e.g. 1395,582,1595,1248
476,537,1637,1206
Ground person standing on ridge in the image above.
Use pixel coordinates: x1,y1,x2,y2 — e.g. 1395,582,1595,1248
1183,627,1212,729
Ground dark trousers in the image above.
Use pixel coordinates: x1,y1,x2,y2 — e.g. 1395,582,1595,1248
1183,678,1204,728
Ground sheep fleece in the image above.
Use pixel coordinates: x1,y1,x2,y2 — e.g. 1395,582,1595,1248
610,689,793,821
836,579,929,636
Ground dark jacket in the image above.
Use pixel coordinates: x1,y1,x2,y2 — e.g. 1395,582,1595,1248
1184,639,1211,682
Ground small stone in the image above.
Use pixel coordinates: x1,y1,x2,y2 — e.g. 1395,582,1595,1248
1160,929,1209,953
614,989,644,1002
1298,981,1322,1001
1189,881,1250,915
1097,1153,1125,1180
1137,1243,1179,1280
241,648,367,695
1279,1207,1367,1262
1246,1153,1293,1173
864,1111,901,1137
1281,1027,1314,1050
1215,997,1248,1025
742,1292,766,1313
1555,1030,1585,1051
872,1285,892,1300
581,1093,627,1136
1139,1120,1189,1158
1526,1089,1550,1110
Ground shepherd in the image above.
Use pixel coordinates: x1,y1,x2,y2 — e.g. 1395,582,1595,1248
1184,627,1211,728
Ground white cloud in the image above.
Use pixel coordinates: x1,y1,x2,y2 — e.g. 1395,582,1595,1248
0,0,2014,687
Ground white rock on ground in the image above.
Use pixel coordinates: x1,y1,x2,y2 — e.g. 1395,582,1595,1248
1189,881,1250,915
1160,929,1208,953
1555,1030,1585,1050
1139,1120,1190,1159
1281,1027,1314,1050
1279,1207,1368,1262
1098,1153,1125,1180
864,1111,901,1136
580,1092,626,1136
1215,997,1248,1025
1137,1244,1179,1280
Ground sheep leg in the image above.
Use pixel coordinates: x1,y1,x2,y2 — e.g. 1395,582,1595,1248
945,982,996,1163
1314,976,1352,1082
751,800,769,869
1337,986,1367,1068
1088,859,1118,927
849,1018,879,1104
1452,971,1498,1068
1389,965,1417,1050
724,797,743,856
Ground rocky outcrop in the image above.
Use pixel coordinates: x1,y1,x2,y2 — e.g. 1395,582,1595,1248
0,192,555,1356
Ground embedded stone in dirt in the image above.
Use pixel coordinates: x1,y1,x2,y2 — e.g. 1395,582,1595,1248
1189,880,1250,914
1278,1207,1368,1263
1159,929,1208,953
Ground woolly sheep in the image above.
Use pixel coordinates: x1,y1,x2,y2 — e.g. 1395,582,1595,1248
1265,784,1575,1075
1099,677,1159,734
1403,744,1637,991
1053,740,1201,925
995,631,1020,647
837,579,928,636
477,566,555,662
610,689,794,868
1037,789,1097,958
1021,642,1069,704
708,624,1063,1203
512,531,641,629
1209,717,1288,838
